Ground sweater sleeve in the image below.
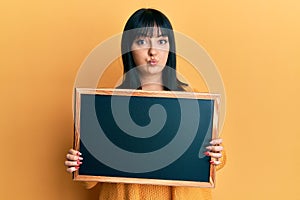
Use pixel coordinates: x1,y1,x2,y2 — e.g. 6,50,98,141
216,146,226,171
80,181,99,189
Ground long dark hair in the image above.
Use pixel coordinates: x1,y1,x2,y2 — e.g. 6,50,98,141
118,8,186,91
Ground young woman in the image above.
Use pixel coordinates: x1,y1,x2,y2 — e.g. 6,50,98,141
65,8,225,200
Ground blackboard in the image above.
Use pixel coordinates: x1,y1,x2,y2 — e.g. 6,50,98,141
73,88,220,187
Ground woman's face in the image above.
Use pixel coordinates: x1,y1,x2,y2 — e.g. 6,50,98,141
131,27,170,78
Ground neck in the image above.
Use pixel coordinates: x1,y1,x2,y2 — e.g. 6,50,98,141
139,74,164,91
141,83,164,91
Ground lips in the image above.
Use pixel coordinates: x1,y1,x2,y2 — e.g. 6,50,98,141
148,59,158,66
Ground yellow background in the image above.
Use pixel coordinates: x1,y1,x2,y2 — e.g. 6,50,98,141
1,0,299,199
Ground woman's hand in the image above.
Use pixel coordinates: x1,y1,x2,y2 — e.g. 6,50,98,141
64,149,83,173
204,138,223,166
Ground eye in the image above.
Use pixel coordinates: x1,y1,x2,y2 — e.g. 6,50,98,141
158,38,168,45
136,39,147,46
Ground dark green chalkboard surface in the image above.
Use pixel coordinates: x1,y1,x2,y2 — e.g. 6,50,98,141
74,88,220,187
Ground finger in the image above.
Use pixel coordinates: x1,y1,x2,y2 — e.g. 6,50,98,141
210,160,222,165
66,154,83,161
66,166,80,173
204,151,222,159
68,149,82,156
210,138,223,145
206,145,223,152
64,160,82,167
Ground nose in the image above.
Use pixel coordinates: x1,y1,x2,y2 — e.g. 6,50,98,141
148,45,158,57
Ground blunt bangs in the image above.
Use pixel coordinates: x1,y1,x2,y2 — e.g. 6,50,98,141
132,10,173,39
134,26,169,38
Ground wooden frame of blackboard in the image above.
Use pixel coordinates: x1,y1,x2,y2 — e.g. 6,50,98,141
73,88,220,188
